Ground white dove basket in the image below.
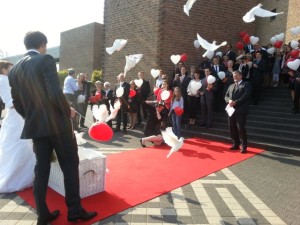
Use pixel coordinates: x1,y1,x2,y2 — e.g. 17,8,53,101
48,147,106,198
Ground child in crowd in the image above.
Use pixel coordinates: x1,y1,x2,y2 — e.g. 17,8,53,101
169,87,184,138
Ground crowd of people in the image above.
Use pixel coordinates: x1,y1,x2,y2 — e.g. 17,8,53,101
0,29,300,224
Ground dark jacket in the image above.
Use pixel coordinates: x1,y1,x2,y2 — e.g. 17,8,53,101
225,81,251,114
8,51,71,139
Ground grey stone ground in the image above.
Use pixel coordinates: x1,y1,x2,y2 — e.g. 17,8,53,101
0,108,300,225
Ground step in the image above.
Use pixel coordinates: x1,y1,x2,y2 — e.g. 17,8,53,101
182,127,300,155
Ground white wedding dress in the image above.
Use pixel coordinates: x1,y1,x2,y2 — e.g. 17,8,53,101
0,74,35,193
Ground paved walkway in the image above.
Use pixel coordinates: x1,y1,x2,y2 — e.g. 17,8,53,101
0,109,300,225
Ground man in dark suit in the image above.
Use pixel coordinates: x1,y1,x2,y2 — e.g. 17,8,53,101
114,73,130,133
136,71,151,124
225,70,251,153
173,66,191,122
251,51,267,105
79,73,93,128
224,43,236,62
8,31,96,225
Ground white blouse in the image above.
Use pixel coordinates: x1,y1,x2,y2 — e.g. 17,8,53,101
0,74,13,108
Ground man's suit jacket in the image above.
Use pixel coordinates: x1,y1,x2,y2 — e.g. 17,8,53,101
252,59,267,81
115,82,130,111
224,81,251,114
8,51,71,139
224,51,236,61
211,64,226,79
173,75,191,99
139,79,151,101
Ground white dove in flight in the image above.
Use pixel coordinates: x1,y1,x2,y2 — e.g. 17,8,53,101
243,3,283,23
197,33,227,57
161,127,184,158
183,0,197,16
124,54,143,76
92,104,109,123
105,100,121,122
106,39,128,55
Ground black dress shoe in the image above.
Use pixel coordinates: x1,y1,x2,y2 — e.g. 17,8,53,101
139,139,146,148
240,148,247,154
68,209,97,222
37,210,60,225
229,145,240,150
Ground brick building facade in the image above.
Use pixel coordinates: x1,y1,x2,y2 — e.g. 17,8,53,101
255,0,300,45
103,0,256,86
59,22,104,75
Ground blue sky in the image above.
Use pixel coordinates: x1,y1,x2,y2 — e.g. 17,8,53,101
0,0,104,58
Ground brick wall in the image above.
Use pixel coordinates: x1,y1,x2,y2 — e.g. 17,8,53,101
60,22,104,75
158,0,256,75
103,0,161,87
103,0,256,88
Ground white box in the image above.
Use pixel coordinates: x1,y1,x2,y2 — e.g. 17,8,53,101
48,147,106,198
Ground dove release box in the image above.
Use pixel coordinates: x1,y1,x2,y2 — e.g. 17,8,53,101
48,147,106,198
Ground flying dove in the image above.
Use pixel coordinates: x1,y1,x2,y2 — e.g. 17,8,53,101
243,3,283,23
197,33,227,57
161,127,184,158
106,39,127,55
183,0,197,16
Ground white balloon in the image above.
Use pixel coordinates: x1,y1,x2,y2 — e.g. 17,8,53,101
287,59,300,71
116,87,124,97
77,94,85,104
134,79,143,88
250,36,259,45
207,75,216,84
161,90,170,101
194,40,200,48
267,47,275,55
170,55,181,65
190,80,202,94
275,33,284,41
290,26,300,35
216,51,222,57
290,40,299,49
270,36,277,44
151,69,160,79
217,71,226,80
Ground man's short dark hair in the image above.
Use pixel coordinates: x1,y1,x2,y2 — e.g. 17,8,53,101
24,31,48,50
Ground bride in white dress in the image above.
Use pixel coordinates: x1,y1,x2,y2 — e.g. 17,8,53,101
0,60,35,193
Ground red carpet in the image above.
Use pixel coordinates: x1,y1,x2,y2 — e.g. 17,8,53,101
17,137,264,225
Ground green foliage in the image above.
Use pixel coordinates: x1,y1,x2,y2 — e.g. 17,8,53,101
57,69,68,87
91,70,103,84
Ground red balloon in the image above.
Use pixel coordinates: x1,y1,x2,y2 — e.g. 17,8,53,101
88,122,113,142
274,41,283,49
154,87,161,96
95,91,102,100
180,53,188,62
129,89,136,97
174,106,184,116
235,41,244,50
290,50,300,59
242,34,250,44
239,31,248,39
89,96,97,103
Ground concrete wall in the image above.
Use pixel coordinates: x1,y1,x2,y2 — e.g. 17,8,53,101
60,22,104,75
